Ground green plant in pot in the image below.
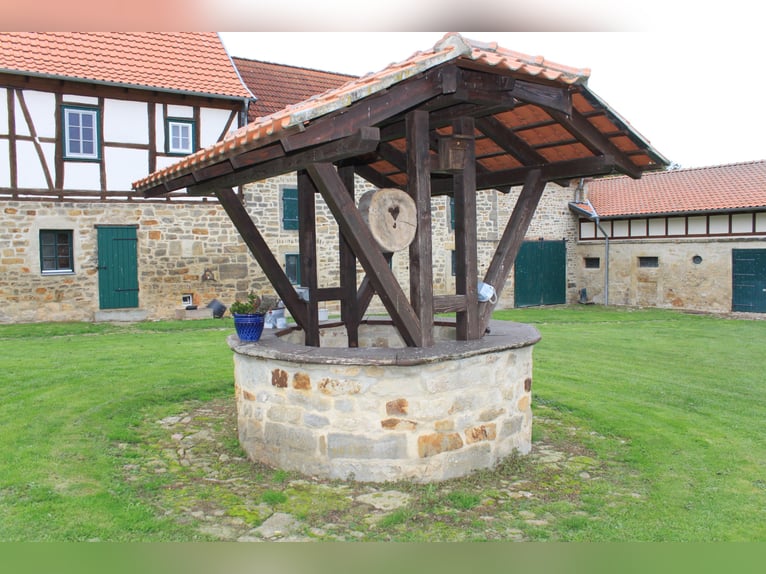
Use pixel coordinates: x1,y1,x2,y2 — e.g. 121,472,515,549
230,292,277,342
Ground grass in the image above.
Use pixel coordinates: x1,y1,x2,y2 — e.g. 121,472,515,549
1,308,765,541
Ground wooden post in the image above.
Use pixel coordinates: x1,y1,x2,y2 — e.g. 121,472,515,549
338,165,360,347
452,117,480,340
298,170,320,347
479,168,547,333
406,110,434,346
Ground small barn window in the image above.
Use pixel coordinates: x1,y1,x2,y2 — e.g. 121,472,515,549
63,106,99,160
40,230,74,273
282,188,299,230
638,256,659,268
584,257,600,269
285,253,300,284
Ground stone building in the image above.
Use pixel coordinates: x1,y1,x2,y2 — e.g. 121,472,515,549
571,160,766,313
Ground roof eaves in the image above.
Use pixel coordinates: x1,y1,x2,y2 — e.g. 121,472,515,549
0,68,253,102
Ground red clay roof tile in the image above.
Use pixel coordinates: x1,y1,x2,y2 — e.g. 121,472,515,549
584,160,766,217
0,32,252,99
232,57,355,121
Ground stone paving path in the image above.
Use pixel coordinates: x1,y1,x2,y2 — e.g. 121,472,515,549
119,397,623,541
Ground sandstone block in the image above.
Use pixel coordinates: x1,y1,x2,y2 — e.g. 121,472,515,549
464,423,497,444
380,418,417,431
417,432,463,458
386,398,408,415
264,422,316,453
327,433,406,459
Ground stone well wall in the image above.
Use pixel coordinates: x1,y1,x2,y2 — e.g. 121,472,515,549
231,320,540,483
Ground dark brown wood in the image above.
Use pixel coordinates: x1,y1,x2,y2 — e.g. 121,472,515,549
148,101,157,175
510,80,572,116
478,168,547,332
280,70,444,153
7,89,17,190
98,97,106,194
430,155,618,194
338,164,360,347
353,164,402,191
406,109,434,346
214,187,308,330
451,117,480,340
433,295,467,313
306,162,422,347
298,170,320,346
185,127,381,196
475,115,547,166
548,108,641,178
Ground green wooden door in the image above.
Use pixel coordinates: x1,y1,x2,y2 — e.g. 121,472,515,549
97,226,139,309
514,240,567,308
732,249,766,312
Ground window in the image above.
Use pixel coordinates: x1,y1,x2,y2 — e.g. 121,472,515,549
638,256,659,268
63,106,99,160
584,257,600,269
285,253,301,285
166,119,195,155
40,230,74,273
282,188,299,230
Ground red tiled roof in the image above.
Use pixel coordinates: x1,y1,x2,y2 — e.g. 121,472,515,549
232,58,355,121
581,160,766,217
0,32,252,99
134,32,667,193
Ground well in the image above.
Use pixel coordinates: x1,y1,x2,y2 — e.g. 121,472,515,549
231,319,540,482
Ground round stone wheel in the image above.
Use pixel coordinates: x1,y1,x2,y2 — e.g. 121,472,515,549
358,188,417,253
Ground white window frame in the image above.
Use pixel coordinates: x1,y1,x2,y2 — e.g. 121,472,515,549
63,107,99,160
167,119,194,155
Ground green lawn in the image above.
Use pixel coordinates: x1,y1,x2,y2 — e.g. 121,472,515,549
0,308,764,541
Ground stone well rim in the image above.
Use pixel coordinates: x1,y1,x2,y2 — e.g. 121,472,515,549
228,318,541,366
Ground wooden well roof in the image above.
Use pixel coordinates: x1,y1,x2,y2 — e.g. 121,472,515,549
134,33,668,197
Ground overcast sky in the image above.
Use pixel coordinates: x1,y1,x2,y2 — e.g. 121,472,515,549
218,31,765,170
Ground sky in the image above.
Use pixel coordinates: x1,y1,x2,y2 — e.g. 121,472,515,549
218,31,766,171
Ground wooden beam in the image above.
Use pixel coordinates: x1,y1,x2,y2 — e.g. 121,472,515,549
298,170,320,347
280,70,444,153
510,80,572,116
475,115,547,165
431,155,618,194
187,127,381,195
452,117,481,340
548,108,641,178
406,109,434,347
353,164,403,190
478,169,546,333
306,162,423,347
337,164,360,347
433,295,467,313
214,188,308,330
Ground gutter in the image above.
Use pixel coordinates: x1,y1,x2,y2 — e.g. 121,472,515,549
569,191,610,306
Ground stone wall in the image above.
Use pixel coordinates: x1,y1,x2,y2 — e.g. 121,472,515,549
575,237,766,312
0,174,580,323
232,320,539,482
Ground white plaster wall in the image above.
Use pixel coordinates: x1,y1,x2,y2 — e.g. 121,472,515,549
104,99,149,144
20,90,56,139
104,147,150,191
200,107,234,146
63,161,101,190
15,140,49,188
0,88,7,135
166,104,193,118
63,95,98,106
0,140,9,187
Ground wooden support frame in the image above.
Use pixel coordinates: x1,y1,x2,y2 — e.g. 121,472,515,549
406,109,435,346
214,188,308,330
478,168,547,333
337,164,360,347
297,170,320,346
306,162,423,347
451,117,481,340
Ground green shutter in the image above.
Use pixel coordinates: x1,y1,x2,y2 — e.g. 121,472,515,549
282,188,299,230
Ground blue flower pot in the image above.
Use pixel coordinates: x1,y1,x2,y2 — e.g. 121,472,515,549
233,313,265,342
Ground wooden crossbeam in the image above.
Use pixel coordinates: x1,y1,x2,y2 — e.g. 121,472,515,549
475,115,547,166
214,188,308,330
478,169,546,333
188,127,381,195
337,165,360,347
548,108,641,178
306,162,423,347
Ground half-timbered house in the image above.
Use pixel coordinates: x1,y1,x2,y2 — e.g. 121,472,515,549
0,32,254,322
